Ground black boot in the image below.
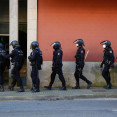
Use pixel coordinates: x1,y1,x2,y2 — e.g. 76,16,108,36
87,81,92,89
44,86,52,90
72,86,80,89
0,85,4,92
72,83,80,89
8,85,14,91
59,86,67,90
16,86,25,92
32,85,40,92
105,84,112,89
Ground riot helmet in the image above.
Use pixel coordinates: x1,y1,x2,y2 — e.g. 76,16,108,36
9,40,19,48
0,43,4,49
74,39,85,47
50,41,61,50
100,40,111,48
30,41,39,50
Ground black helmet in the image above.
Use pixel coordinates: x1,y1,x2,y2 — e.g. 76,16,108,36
0,43,4,49
30,41,39,49
50,41,61,50
100,40,111,47
9,40,19,48
74,39,85,46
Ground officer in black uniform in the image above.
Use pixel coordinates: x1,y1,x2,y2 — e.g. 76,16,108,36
0,43,10,92
100,40,114,89
72,39,92,89
8,40,25,92
44,41,66,90
28,41,43,92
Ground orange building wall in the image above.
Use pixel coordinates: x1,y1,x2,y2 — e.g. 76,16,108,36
37,0,117,62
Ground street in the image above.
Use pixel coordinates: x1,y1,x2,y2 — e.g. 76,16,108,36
0,99,117,117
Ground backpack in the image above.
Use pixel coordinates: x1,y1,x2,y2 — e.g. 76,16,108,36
36,49,43,70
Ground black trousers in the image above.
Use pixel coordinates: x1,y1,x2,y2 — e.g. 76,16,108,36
11,65,23,87
102,64,111,85
74,66,90,85
49,66,66,87
0,65,5,85
31,66,40,89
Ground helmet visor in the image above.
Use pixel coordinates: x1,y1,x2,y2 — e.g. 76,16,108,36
50,42,56,47
100,40,108,45
73,40,79,44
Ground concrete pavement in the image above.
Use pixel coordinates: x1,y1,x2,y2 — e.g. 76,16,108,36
0,87,117,101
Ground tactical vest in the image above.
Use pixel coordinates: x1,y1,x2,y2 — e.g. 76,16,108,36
12,49,24,66
0,49,6,64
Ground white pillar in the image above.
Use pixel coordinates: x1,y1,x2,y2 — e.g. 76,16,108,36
9,0,18,52
27,0,37,87
9,0,18,77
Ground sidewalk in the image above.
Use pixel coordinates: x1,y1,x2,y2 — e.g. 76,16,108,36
0,87,117,101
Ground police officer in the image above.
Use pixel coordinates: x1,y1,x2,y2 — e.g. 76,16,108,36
28,41,43,92
100,40,114,89
8,40,25,92
44,41,66,90
72,39,92,89
0,43,10,92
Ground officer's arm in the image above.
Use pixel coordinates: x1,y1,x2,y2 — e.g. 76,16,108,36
80,50,85,63
108,50,115,66
4,51,10,68
28,51,36,61
55,51,61,67
5,50,15,59
80,50,85,67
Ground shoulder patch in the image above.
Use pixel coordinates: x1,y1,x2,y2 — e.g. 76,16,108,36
81,50,83,53
58,53,60,55
110,51,112,53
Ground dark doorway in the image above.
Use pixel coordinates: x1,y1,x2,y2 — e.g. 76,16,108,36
0,36,9,83
18,0,27,85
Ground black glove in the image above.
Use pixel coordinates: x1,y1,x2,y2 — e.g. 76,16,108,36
28,56,31,60
52,66,55,71
100,63,103,68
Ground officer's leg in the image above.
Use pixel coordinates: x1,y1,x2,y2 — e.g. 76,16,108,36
58,68,66,90
102,68,109,85
36,70,40,90
0,70,3,85
102,67,111,89
15,66,24,92
0,69,4,92
8,68,17,91
31,66,36,89
106,71,112,88
44,69,56,90
72,70,80,89
12,74,17,87
32,67,40,92
108,72,111,85
80,70,92,89
50,70,56,87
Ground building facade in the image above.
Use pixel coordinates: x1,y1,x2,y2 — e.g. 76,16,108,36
0,0,117,87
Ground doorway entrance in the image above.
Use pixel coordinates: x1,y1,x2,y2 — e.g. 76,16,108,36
0,35,9,84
